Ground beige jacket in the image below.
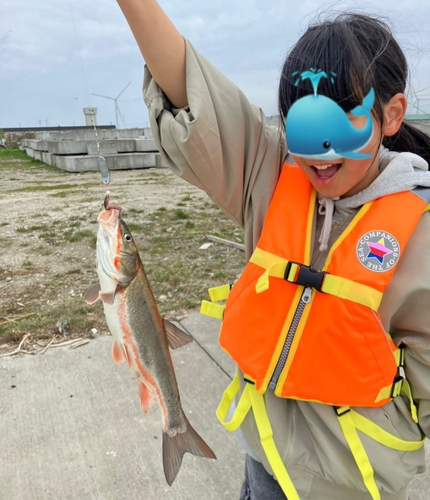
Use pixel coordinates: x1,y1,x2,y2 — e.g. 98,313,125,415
143,39,430,499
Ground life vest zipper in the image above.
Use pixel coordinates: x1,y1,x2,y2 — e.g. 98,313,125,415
268,286,312,390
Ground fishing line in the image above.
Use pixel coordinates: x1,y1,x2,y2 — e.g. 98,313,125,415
67,0,111,201
67,0,91,106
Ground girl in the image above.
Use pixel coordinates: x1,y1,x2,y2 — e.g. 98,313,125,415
116,2,430,499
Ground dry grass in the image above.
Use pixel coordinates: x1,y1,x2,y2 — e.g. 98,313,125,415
0,149,245,353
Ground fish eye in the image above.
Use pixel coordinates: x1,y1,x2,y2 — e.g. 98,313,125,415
323,141,331,149
125,234,132,242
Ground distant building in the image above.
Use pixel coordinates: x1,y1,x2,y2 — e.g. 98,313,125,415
83,107,97,127
405,114,430,135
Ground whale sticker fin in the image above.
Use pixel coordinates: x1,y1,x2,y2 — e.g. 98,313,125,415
339,151,374,159
350,88,375,116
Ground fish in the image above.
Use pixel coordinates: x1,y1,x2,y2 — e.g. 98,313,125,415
286,88,375,160
84,200,216,485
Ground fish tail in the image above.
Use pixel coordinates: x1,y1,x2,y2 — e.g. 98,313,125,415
162,417,216,486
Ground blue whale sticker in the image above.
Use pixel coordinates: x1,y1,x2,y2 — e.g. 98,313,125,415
286,70,375,160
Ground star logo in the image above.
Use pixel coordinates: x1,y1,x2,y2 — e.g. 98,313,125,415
366,238,393,264
356,231,400,272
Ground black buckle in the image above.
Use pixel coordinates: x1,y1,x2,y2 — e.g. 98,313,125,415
284,261,328,292
334,406,351,417
390,366,406,398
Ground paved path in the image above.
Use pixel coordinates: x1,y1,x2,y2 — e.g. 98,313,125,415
0,312,428,499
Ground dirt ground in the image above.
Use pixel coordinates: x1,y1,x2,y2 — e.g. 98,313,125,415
0,151,245,355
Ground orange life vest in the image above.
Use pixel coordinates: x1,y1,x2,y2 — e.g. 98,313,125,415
218,163,428,408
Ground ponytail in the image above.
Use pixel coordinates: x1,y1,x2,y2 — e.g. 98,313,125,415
383,121,430,167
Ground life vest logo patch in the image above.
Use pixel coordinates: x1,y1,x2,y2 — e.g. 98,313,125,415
356,231,400,272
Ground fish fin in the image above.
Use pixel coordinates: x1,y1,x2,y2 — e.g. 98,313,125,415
162,417,216,486
84,283,101,304
99,286,120,305
122,343,133,369
139,381,152,413
164,320,193,350
112,341,125,364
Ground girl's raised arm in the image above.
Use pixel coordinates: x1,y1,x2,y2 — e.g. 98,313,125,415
117,0,187,108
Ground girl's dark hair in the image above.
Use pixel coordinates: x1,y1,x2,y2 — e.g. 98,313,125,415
278,13,430,165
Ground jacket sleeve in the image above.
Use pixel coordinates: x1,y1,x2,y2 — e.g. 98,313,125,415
379,211,430,438
143,38,286,228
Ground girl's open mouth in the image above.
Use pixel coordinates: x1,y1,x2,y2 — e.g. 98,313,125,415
311,163,342,182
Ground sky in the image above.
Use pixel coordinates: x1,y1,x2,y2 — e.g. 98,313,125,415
1,0,429,129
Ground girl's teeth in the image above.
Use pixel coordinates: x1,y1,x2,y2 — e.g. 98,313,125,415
314,164,333,170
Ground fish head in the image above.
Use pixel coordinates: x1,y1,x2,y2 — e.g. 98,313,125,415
97,206,140,284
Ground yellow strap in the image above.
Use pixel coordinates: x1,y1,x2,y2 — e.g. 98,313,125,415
401,379,419,424
375,380,402,403
216,372,253,432
208,284,231,302
321,274,382,310
426,204,430,212
255,261,288,293
250,247,382,310
249,388,300,500
336,407,381,500
216,373,300,500
374,379,419,423
249,247,288,269
350,410,424,451
200,300,225,319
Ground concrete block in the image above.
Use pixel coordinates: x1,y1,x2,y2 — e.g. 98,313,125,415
155,154,166,168
35,141,48,152
47,141,90,155
33,150,43,161
117,140,137,153
23,139,48,151
41,152,54,166
116,128,146,139
86,141,119,155
25,148,35,158
54,153,158,173
135,138,158,152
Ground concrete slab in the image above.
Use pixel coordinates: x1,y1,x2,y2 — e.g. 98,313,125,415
41,152,54,166
54,153,159,173
21,139,49,152
33,150,43,161
135,138,158,152
87,142,119,156
35,129,146,142
116,140,138,153
47,140,92,155
87,140,138,155
0,327,244,500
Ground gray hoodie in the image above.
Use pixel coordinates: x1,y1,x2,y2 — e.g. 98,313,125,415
143,39,430,500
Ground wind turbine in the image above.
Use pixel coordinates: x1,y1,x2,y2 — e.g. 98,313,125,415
92,82,131,129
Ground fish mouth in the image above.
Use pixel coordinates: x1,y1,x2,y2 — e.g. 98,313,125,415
98,205,122,228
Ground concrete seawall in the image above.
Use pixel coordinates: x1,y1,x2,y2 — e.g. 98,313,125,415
21,127,165,173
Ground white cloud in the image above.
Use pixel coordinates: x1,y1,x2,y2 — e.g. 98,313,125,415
0,0,429,127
